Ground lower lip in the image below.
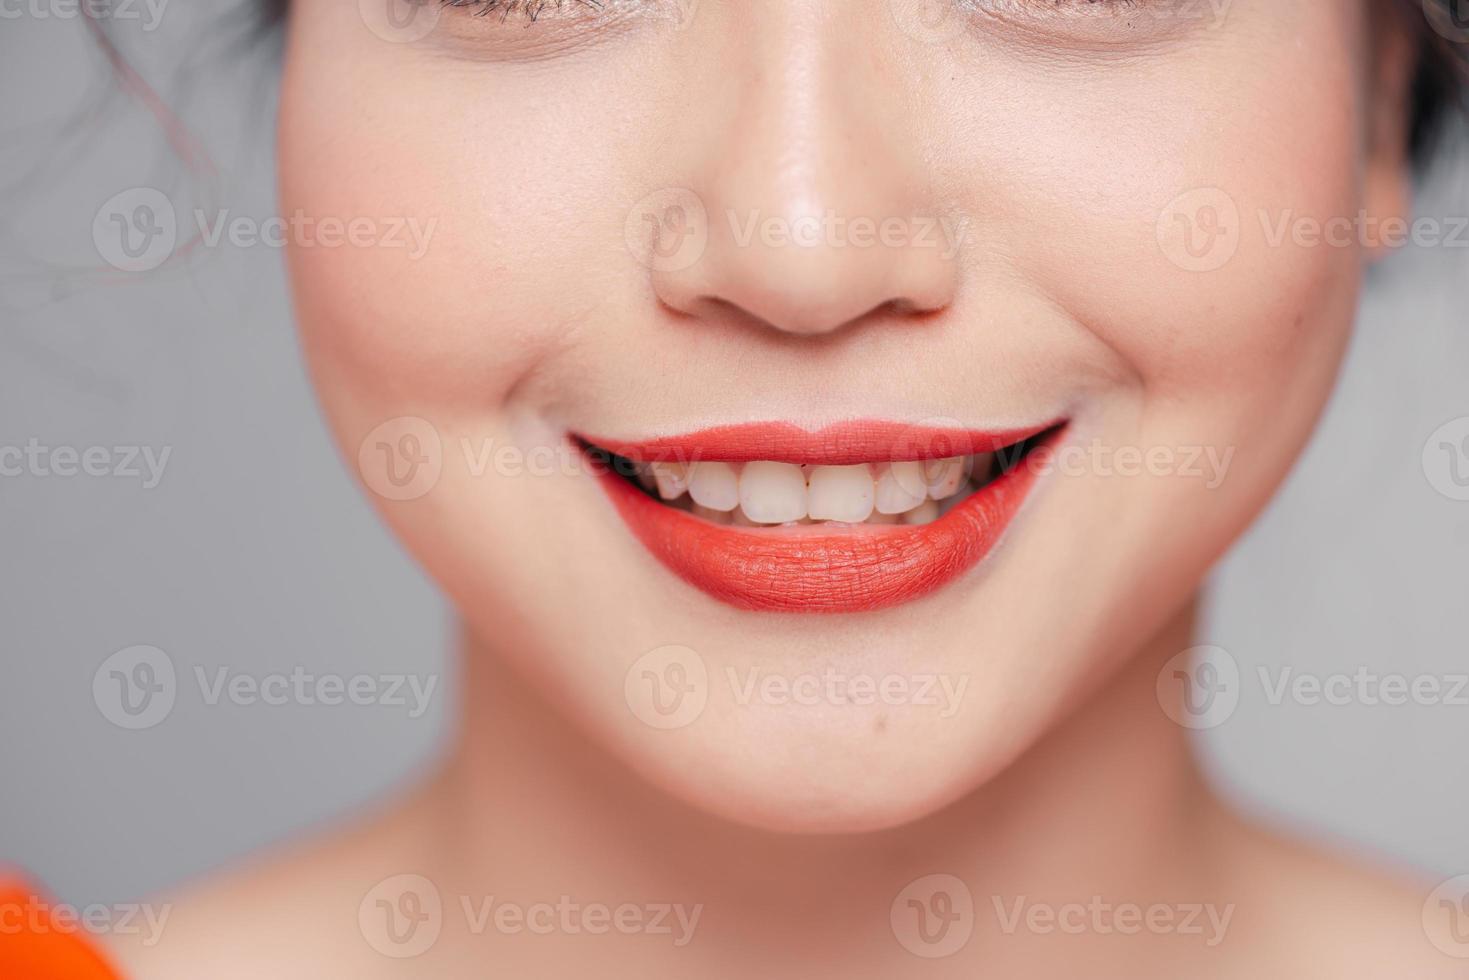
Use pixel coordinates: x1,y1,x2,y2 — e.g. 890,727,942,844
584,428,1056,614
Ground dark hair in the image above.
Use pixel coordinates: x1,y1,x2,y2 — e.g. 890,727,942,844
254,0,1463,163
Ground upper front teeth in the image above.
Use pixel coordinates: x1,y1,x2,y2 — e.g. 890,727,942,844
651,461,690,500
739,461,808,524
687,461,740,511
808,464,875,523
875,461,927,515
645,456,983,526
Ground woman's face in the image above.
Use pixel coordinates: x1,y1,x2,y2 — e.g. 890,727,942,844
277,0,1410,832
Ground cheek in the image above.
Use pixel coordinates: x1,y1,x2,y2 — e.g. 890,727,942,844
277,17,656,421
935,2,1367,434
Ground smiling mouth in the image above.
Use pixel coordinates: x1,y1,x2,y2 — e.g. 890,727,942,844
578,420,1063,614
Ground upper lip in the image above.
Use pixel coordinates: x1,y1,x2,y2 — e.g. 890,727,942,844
578,419,1061,466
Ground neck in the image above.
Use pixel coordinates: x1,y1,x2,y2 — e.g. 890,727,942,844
416,597,1224,975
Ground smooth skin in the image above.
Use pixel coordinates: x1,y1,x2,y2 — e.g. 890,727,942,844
106,1,1461,976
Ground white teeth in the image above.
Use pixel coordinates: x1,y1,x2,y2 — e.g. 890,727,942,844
923,456,969,501
875,461,928,515
688,461,740,512
731,507,762,527
650,461,690,501
637,447,1003,527
902,500,941,525
738,461,808,525
807,464,875,523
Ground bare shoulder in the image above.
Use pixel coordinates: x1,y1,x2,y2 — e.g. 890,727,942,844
100,798,432,980
1211,806,1468,978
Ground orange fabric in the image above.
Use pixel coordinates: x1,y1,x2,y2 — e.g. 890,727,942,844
0,881,125,979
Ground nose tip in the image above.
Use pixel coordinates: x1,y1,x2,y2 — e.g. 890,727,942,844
652,203,960,338
639,12,961,341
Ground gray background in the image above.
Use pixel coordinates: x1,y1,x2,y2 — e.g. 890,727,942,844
1,3,1465,905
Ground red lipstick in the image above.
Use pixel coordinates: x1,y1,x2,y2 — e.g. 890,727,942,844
580,421,1059,614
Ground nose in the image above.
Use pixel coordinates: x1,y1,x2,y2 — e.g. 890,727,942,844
647,6,960,339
